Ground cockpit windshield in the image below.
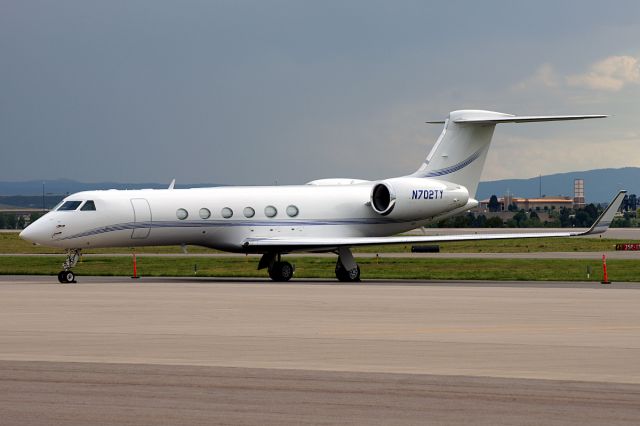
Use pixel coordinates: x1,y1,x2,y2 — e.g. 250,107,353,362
81,200,96,211
57,201,83,211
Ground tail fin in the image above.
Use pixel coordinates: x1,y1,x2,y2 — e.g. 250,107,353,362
411,110,606,198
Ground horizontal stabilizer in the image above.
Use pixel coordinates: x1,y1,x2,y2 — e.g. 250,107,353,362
452,114,607,124
426,114,607,125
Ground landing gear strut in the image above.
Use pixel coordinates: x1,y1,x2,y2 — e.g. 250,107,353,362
259,253,295,282
58,249,81,283
335,247,360,282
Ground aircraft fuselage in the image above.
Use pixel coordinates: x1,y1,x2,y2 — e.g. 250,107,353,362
22,181,467,253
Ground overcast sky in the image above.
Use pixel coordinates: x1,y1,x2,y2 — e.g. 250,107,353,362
1,1,639,185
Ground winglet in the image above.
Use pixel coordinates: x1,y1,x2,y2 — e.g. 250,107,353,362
168,178,176,190
581,190,626,235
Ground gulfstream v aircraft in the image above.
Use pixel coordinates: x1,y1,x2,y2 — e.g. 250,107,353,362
20,110,625,283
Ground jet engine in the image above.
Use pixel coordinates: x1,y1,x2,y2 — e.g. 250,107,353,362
370,177,469,220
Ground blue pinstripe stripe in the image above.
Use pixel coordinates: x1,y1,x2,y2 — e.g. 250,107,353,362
416,148,483,178
59,217,408,241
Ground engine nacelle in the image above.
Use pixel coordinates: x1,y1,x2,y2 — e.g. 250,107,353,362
370,177,469,220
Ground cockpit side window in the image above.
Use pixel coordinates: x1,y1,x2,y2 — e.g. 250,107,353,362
81,200,96,211
57,201,82,211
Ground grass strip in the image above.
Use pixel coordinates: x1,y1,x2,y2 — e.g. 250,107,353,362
0,256,637,282
1,231,637,254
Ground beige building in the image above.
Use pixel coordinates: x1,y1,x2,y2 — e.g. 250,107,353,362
478,196,574,212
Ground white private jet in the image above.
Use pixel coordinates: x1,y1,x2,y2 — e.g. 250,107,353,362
20,109,625,283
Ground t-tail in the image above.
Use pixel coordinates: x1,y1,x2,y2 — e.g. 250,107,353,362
411,110,607,198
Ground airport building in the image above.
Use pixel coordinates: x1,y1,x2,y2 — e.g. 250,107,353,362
479,178,588,212
478,195,574,212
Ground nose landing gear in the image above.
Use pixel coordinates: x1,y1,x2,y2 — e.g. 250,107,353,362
58,270,76,284
58,249,81,283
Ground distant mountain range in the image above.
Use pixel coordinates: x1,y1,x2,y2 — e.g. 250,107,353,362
0,179,220,196
0,180,221,209
476,167,639,202
0,168,638,207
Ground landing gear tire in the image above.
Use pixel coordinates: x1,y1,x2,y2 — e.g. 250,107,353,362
335,262,360,282
268,261,294,282
58,270,76,284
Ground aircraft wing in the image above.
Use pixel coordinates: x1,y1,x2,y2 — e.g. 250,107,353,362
242,191,626,252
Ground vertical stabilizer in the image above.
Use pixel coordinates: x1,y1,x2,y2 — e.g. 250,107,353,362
411,110,606,198
412,110,506,198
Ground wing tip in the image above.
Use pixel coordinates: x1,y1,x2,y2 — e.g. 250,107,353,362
582,190,627,235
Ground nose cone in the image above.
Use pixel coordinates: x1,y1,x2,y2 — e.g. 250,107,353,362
19,225,36,243
20,221,46,245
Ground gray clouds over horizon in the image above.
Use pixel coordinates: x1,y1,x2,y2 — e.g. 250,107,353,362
2,0,640,185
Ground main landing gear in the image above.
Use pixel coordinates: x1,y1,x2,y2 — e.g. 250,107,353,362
335,261,361,282
257,247,360,282
269,260,295,282
334,247,360,282
258,252,295,281
58,249,81,283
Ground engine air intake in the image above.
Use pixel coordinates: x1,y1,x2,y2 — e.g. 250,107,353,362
371,183,395,215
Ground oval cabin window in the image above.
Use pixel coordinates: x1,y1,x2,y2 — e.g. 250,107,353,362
176,208,188,220
243,207,255,218
221,207,233,218
264,205,277,218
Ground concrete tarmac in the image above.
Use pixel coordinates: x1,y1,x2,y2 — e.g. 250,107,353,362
3,361,640,426
1,276,640,425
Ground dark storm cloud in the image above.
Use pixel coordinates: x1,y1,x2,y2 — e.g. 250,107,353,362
1,1,639,185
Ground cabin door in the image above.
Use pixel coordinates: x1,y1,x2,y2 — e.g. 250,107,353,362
130,198,152,239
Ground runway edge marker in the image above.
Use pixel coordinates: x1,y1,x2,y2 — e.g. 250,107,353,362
131,252,140,279
601,254,611,285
